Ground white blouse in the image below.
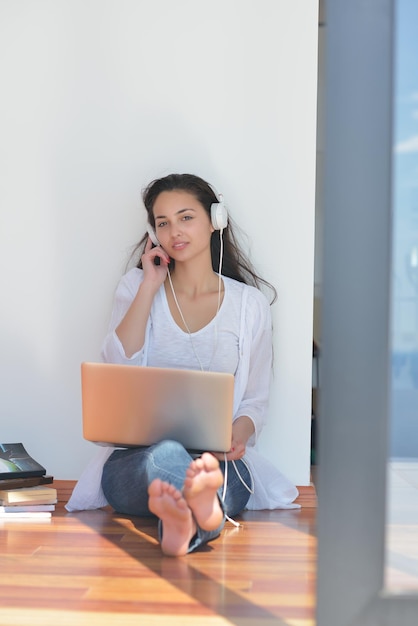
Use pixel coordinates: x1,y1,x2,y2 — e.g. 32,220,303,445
66,269,300,512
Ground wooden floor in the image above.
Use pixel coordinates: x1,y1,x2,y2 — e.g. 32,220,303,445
0,482,317,626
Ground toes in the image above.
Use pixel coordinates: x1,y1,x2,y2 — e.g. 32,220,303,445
148,478,163,497
201,452,220,471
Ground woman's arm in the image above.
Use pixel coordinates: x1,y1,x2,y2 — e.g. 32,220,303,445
114,279,159,358
115,238,170,357
233,289,273,445
211,288,273,462
102,238,170,363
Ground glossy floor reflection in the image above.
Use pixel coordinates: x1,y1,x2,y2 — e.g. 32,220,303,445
385,460,418,590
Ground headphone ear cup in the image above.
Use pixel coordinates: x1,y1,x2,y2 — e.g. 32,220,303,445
211,196,228,230
147,225,160,246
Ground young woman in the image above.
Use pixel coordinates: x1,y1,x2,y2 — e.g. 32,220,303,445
66,173,299,556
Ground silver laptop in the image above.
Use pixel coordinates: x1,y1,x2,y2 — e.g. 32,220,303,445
81,362,234,452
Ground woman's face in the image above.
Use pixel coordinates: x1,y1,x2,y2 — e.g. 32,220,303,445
152,190,214,262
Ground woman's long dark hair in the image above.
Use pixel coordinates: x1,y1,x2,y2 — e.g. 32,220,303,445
131,173,277,303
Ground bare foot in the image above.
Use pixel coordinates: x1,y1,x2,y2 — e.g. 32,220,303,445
183,453,224,531
148,479,196,557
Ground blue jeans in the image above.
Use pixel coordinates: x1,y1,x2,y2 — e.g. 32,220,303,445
101,439,252,553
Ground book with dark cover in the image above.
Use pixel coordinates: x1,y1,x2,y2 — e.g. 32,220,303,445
0,475,53,490
0,443,47,480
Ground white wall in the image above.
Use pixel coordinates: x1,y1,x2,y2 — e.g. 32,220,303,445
0,0,318,486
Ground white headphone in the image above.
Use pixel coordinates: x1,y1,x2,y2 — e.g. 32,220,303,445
210,194,228,231
147,225,160,246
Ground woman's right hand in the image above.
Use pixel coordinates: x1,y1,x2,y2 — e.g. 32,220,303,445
115,237,171,357
141,236,171,287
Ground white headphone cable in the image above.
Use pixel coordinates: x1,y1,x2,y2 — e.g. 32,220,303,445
166,227,224,372
166,268,205,371
166,228,256,526
221,452,254,527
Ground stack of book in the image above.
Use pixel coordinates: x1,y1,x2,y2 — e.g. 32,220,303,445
0,443,57,520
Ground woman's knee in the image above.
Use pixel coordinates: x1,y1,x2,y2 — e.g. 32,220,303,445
150,439,188,461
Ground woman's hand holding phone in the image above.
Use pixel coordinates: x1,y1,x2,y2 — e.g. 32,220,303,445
142,236,170,286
